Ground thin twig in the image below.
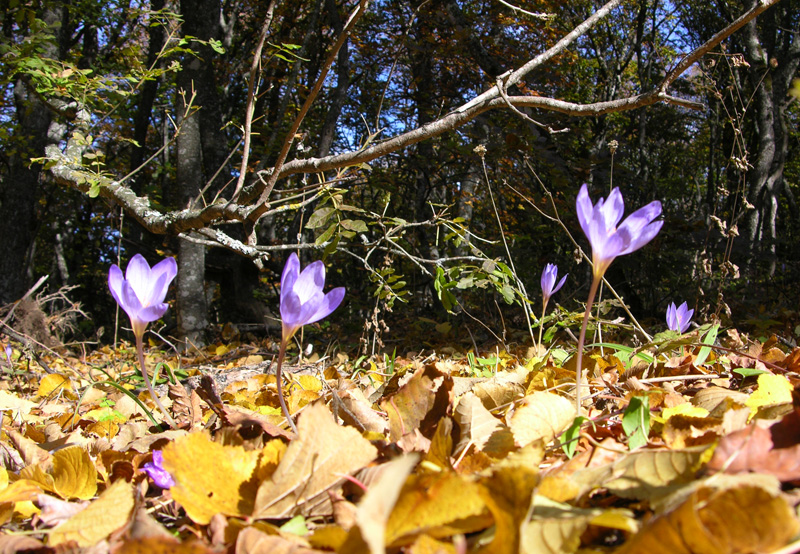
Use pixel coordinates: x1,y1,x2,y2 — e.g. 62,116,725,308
232,0,278,200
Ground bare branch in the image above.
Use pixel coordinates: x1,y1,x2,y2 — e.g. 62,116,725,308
232,0,279,200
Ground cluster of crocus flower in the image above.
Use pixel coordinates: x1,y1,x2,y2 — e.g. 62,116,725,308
666,301,694,333
277,253,345,433
108,254,178,428
575,184,663,412
538,263,567,348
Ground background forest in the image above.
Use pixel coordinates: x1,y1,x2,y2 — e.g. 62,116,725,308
1,0,798,353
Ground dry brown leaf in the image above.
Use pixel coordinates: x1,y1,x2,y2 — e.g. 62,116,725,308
615,484,799,554
49,478,135,547
21,445,97,500
50,445,98,499
37,493,89,526
406,534,458,554
235,527,323,554
161,431,268,524
252,402,377,519
336,385,388,434
115,536,215,554
384,471,491,547
476,464,538,554
168,383,203,430
0,535,44,554
453,393,515,457
423,417,454,472
6,427,51,468
662,414,722,449
339,454,419,554
471,371,526,411
507,392,575,448
521,497,637,554
380,364,453,442
197,375,293,439
603,446,708,500
707,423,800,481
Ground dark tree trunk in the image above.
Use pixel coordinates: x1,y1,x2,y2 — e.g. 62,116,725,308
739,3,800,276
0,6,63,304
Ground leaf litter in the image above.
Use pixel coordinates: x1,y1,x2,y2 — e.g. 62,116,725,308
1,328,800,553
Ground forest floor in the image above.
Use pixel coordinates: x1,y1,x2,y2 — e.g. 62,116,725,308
2,315,800,554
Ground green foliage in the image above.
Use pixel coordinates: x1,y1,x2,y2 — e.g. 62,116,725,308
622,395,651,450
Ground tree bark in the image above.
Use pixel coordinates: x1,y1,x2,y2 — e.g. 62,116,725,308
0,6,63,304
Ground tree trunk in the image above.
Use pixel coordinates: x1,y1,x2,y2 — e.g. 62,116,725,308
0,6,63,304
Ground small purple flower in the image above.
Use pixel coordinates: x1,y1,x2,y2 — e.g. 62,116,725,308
666,301,694,333
280,253,345,343
541,264,567,307
142,450,175,489
108,254,177,338
576,184,663,279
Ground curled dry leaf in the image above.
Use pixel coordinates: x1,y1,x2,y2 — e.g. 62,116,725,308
707,423,800,481
476,464,539,554
522,496,638,554
453,393,514,458
49,479,135,547
339,454,419,554
252,402,378,519
235,527,324,554
379,364,453,443
615,484,799,554
507,392,576,448
161,431,273,524
20,445,97,500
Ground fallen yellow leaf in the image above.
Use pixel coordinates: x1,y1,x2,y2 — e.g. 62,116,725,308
49,479,135,547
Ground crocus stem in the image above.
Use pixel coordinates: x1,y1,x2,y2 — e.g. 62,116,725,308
575,275,602,414
537,301,548,351
275,340,298,435
135,334,177,429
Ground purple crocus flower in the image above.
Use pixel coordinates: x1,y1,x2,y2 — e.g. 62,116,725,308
573,185,663,413
666,301,694,333
280,253,345,344
142,450,175,489
576,184,663,279
276,253,344,434
541,263,567,307
108,254,177,338
109,254,178,428
537,263,567,348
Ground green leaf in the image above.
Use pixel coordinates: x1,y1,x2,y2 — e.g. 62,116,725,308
340,219,368,233
694,323,719,366
306,207,335,229
733,367,769,378
314,222,337,246
280,515,309,536
622,395,650,450
562,416,588,458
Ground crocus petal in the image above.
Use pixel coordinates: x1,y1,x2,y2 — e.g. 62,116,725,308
281,253,300,292
553,274,568,295
280,289,305,328
305,287,346,325
618,201,663,255
142,450,175,489
108,265,125,305
576,185,594,238
125,254,154,302
138,303,170,324
601,188,625,229
293,261,325,304
144,257,177,305
666,302,678,331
